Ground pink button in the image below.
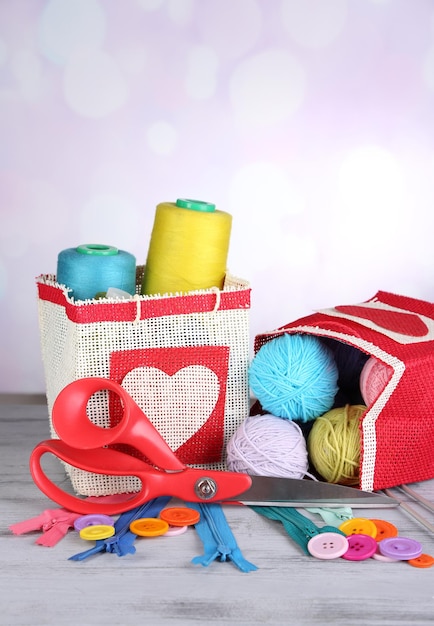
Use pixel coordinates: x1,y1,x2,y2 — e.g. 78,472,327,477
164,524,188,537
307,532,349,560
341,534,377,561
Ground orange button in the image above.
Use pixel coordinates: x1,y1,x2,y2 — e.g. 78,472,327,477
130,518,169,537
408,553,434,569
370,519,398,541
159,507,200,527
338,517,377,539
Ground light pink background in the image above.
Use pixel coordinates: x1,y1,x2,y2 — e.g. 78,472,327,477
1,0,434,392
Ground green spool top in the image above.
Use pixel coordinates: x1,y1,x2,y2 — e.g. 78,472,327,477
176,198,215,212
76,244,119,256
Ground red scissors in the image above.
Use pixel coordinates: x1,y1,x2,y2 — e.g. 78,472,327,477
30,377,252,515
30,378,396,515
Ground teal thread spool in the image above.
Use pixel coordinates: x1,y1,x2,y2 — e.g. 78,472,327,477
57,244,136,301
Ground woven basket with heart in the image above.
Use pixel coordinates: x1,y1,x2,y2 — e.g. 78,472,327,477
36,267,250,496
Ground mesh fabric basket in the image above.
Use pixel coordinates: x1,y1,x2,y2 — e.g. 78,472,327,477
36,267,250,496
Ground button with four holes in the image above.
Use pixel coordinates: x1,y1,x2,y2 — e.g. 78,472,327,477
339,517,377,539
79,524,116,541
159,507,200,527
341,534,378,561
378,537,423,561
307,532,349,560
130,518,169,537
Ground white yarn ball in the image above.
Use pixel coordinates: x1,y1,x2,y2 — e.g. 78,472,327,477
226,413,310,478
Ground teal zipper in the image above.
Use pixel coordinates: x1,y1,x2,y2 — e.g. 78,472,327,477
251,506,347,555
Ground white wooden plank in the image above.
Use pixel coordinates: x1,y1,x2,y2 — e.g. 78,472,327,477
1,404,433,626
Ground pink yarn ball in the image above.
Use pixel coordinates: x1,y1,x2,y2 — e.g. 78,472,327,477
359,357,393,406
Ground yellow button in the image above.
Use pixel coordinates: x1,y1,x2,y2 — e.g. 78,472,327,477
338,517,377,539
79,524,116,540
130,518,169,537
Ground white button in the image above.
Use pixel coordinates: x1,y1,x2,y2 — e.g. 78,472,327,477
307,532,349,560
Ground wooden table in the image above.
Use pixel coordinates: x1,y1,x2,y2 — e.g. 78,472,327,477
1,402,433,626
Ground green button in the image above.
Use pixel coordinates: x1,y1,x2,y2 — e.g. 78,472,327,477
176,198,215,212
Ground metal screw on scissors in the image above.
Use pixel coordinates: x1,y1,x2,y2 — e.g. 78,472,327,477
195,478,218,500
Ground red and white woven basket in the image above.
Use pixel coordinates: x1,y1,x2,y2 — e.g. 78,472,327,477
254,291,434,491
36,267,250,496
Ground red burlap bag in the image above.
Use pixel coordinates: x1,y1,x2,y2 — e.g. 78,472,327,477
254,291,434,491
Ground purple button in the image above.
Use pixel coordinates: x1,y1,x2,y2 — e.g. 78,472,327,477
371,544,400,562
341,534,377,561
74,514,115,531
378,537,423,561
307,532,349,560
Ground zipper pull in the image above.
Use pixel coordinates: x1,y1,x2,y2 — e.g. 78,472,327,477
106,496,171,557
189,503,257,573
68,497,171,561
10,508,81,547
305,507,353,527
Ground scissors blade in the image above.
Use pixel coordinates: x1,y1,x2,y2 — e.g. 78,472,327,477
227,476,397,508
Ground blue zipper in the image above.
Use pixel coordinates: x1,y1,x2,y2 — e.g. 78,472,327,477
188,502,257,573
68,496,171,560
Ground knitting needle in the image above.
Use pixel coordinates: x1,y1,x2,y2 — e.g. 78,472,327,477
384,489,434,534
397,484,434,514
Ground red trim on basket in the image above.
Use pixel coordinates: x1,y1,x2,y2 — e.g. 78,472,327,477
37,281,250,322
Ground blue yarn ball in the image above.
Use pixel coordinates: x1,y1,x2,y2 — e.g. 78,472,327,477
249,333,339,422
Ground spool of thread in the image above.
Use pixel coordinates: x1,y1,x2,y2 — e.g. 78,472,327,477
226,414,311,479
307,404,366,485
359,357,393,406
249,333,339,422
141,198,232,296
57,244,136,301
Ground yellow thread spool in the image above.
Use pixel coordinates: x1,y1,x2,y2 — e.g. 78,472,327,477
141,199,232,296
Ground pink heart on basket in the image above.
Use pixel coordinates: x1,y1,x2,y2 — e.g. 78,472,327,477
121,365,220,451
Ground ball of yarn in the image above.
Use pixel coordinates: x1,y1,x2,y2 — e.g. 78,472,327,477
323,339,369,404
249,333,339,422
307,404,366,485
226,413,311,479
360,357,393,406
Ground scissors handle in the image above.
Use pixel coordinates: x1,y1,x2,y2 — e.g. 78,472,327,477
30,439,253,515
52,377,186,472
